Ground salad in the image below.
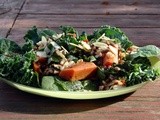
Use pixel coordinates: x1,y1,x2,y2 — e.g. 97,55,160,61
0,25,160,92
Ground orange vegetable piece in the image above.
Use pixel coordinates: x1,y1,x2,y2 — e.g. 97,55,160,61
103,44,119,67
32,56,47,74
33,62,41,73
59,62,97,81
103,51,118,67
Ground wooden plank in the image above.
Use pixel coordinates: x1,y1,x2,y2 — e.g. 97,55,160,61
0,80,160,119
24,0,160,4
0,0,25,37
0,0,25,14
122,28,160,47
0,13,16,38
8,27,160,47
22,0,160,15
12,14,160,28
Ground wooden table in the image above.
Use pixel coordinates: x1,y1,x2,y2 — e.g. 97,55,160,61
0,0,160,120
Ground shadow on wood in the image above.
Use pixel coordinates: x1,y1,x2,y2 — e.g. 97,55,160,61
0,81,133,114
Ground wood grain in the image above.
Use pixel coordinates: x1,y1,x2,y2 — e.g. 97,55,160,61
12,14,160,28
0,79,160,120
0,0,25,37
22,0,160,15
1,0,160,120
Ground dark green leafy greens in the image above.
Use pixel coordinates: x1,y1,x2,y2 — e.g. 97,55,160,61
0,38,21,55
56,26,80,51
0,38,39,87
129,45,160,60
90,25,133,50
24,26,57,45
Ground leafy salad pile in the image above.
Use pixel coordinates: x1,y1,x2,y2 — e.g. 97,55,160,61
0,25,160,91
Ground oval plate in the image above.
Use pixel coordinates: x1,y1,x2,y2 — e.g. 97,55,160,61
0,77,148,100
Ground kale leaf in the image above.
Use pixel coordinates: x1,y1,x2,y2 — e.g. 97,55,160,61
129,45,160,60
0,38,21,55
24,26,57,45
0,38,39,87
41,76,97,91
91,25,133,50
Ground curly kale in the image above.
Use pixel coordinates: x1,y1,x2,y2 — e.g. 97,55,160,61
90,25,133,50
0,38,39,87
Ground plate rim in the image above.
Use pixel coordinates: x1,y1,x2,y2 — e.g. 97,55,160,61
0,77,149,100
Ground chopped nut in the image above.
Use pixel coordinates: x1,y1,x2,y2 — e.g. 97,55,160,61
60,59,66,65
36,36,48,49
77,59,83,63
61,46,69,54
53,64,61,69
114,67,121,71
56,50,67,60
54,70,60,74
127,45,139,53
81,41,91,52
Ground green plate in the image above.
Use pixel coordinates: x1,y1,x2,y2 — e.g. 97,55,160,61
0,78,148,100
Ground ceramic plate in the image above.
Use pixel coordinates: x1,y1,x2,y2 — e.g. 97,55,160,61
0,77,148,100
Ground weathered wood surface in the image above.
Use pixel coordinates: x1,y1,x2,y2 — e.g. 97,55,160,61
0,0,25,37
11,14,160,28
0,0,160,120
0,80,160,120
22,0,160,15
